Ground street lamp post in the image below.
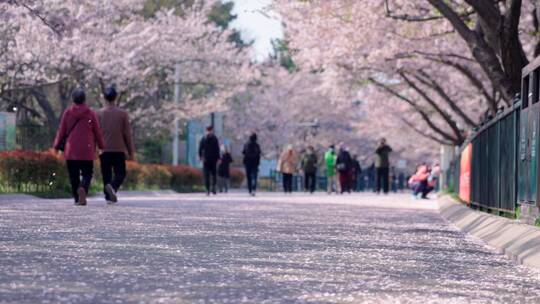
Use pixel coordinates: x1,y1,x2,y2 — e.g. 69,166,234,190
172,63,181,166
299,119,320,142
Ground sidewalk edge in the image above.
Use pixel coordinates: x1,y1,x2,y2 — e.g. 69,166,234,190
438,195,540,269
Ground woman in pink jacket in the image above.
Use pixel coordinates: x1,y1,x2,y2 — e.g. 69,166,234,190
408,165,431,199
54,89,105,206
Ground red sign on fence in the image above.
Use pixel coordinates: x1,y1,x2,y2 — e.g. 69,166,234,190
459,143,473,203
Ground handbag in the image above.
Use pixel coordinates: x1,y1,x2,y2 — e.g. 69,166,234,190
55,117,84,151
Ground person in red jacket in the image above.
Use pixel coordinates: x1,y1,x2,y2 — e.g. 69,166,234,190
53,88,105,206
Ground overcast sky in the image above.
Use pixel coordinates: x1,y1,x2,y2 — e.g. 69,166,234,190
230,0,283,62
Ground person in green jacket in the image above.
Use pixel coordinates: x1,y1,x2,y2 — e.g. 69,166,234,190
324,145,337,194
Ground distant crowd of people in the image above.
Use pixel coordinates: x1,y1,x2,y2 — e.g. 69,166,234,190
54,87,438,205
200,131,398,196
275,138,393,195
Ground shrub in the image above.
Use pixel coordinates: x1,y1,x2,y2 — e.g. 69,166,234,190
0,150,69,194
167,165,203,192
123,161,146,190
230,168,245,187
0,150,210,196
141,165,172,189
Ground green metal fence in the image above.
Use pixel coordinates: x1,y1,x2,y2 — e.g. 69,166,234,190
445,100,520,213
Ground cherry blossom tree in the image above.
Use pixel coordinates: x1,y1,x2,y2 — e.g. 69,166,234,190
225,62,438,165
0,0,253,142
273,0,535,147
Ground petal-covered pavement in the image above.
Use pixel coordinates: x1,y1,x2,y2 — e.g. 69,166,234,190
1,192,540,303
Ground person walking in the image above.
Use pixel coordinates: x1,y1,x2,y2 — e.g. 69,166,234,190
336,144,353,193
277,145,299,194
96,86,135,204
199,126,220,195
242,133,261,196
53,88,105,206
324,145,337,194
390,167,398,193
368,163,376,191
217,145,233,193
351,154,362,192
301,146,318,194
375,138,393,194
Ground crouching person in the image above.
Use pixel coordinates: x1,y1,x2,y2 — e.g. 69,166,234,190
97,86,135,204
54,88,105,206
408,165,431,199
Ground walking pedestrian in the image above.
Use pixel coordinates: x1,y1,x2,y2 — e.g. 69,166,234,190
336,144,353,194
324,145,337,194
217,145,233,193
301,145,318,193
53,88,105,206
277,145,299,194
199,126,220,195
243,133,261,196
390,167,398,193
375,138,392,194
368,163,375,191
96,86,135,204
351,154,362,192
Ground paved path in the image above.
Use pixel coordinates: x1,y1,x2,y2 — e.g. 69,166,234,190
2,193,540,303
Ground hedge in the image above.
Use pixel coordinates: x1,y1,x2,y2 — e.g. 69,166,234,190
0,150,245,197
0,150,69,194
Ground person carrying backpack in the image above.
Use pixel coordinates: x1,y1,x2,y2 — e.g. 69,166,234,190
217,145,233,193
301,146,318,193
243,133,261,196
53,88,105,206
199,126,221,196
336,144,353,193
375,138,393,194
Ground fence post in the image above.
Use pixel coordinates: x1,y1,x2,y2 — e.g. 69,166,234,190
440,145,455,191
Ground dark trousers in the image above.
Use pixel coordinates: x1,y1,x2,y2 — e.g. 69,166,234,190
352,174,359,192
245,165,259,193
100,152,126,200
304,172,316,193
339,170,352,193
283,173,293,193
413,180,433,198
203,160,218,193
66,160,94,203
376,167,390,193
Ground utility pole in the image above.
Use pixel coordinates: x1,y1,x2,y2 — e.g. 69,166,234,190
172,63,181,166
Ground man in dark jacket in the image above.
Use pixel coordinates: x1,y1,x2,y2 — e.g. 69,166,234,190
301,146,318,193
199,126,220,195
375,138,393,194
243,133,261,196
336,144,353,193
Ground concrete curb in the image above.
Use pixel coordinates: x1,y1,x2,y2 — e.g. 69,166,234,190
438,196,540,269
